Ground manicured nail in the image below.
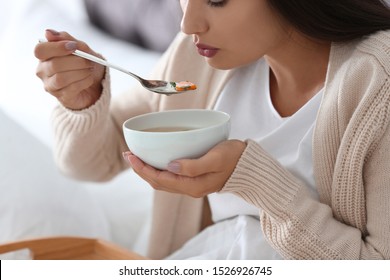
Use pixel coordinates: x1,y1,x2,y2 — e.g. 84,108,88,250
46,29,60,36
65,41,77,51
122,152,131,164
167,161,181,174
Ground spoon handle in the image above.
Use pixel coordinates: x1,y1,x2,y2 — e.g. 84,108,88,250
72,50,141,81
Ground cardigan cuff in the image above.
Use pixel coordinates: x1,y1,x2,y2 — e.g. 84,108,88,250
222,139,303,220
51,68,111,135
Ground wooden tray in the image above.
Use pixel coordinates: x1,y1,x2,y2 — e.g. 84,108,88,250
0,237,146,260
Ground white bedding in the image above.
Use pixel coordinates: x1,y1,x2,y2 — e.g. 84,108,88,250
0,0,160,256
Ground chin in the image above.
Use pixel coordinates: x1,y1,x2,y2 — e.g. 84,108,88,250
206,59,237,70
205,56,258,70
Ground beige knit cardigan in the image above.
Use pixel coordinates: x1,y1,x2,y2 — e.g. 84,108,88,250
52,30,390,259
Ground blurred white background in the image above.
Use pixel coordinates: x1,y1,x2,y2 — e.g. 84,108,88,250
0,0,160,256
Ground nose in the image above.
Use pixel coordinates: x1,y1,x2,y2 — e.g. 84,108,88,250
180,1,208,35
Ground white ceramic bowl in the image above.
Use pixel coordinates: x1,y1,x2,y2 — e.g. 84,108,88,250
123,109,230,170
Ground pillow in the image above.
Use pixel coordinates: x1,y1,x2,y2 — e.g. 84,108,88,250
0,109,111,244
83,0,182,52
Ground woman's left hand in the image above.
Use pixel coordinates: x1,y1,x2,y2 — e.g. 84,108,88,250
123,140,246,198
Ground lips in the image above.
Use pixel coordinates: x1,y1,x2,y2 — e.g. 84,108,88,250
196,43,219,58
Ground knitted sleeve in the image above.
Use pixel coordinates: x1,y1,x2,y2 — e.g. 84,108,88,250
222,140,347,259
222,137,390,259
51,70,129,181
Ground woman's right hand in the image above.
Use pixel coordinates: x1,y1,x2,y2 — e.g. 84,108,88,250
34,29,106,110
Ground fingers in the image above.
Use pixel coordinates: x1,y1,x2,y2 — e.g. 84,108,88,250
36,55,94,95
34,29,105,109
122,141,247,198
123,151,193,194
44,29,77,42
167,152,221,177
34,29,99,61
35,30,77,61
44,70,92,93
36,55,93,77
167,140,245,177
45,29,100,55
125,154,174,191
46,71,95,101
123,151,221,198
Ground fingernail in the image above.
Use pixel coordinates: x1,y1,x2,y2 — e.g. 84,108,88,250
65,41,77,51
122,152,131,164
167,161,181,174
46,29,60,36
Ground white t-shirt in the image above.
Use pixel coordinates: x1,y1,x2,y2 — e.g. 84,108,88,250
166,58,322,260
209,58,321,222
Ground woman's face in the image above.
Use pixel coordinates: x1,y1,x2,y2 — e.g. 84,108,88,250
179,0,290,69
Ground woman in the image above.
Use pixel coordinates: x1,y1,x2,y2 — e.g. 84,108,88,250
34,0,390,259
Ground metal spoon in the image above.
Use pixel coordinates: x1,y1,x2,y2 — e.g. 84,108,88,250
39,39,196,95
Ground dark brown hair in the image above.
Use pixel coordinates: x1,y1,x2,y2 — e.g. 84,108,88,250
267,0,390,42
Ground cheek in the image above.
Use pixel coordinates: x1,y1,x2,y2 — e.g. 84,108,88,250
230,19,285,59
225,18,270,51
208,12,283,69
218,34,268,68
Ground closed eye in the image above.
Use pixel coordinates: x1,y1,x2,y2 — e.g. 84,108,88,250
208,0,228,8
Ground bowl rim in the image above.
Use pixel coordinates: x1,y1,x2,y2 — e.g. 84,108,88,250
122,109,230,135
